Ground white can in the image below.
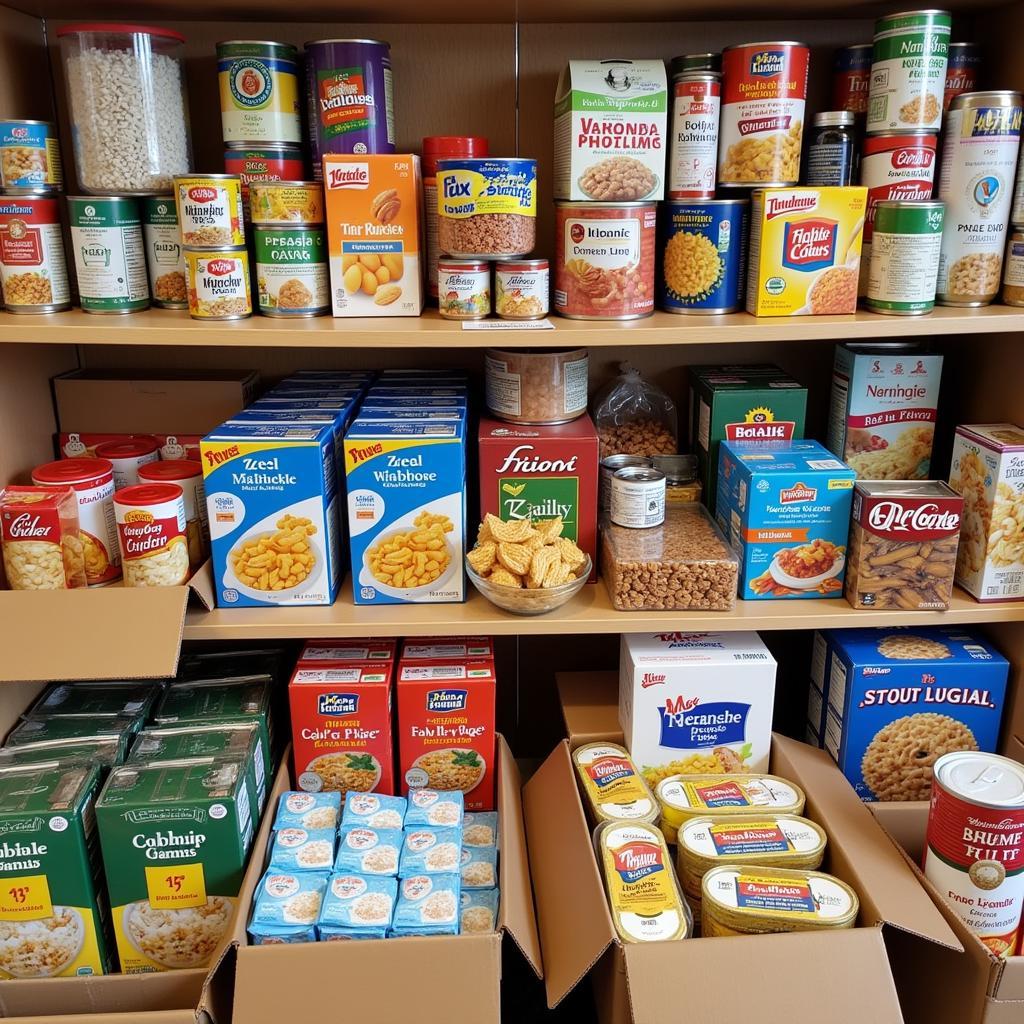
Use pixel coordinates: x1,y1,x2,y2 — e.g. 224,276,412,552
138,459,207,570
610,467,666,529
669,72,720,199
114,482,190,588
600,455,653,512
93,437,160,490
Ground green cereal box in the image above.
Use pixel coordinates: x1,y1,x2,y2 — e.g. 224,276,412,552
6,714,142,748
0,735,129,771
96,757,252,973
26,682,163,721
0,762,112,978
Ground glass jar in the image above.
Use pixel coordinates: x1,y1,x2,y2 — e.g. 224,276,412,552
651,453,702,504
57,24,193,194
804,111,856,187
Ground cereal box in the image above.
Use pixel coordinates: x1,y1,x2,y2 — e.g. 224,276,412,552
820,627,1009,801
949,424,1024,602
399,827,463,877
343,418,466,605
318,873,396,939
248,870,327,944
745,187,868,316
404,788,464,828
273,791,341,832
335,826,403,876
341,792,407,831
716,440,856,599
826,343,943,480
478,415,599,582
269,828,337,872
323,153,424,317
391,873,460,936
299,638,397,665
460,845,498,890
201,422,341,608
401,637,494,660
618,632,777,784
460,888,499,934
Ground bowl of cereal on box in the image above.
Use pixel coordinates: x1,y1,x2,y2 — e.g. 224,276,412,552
768,538,845,591
361,510,458,600
226,514,322,600
466,514,591,615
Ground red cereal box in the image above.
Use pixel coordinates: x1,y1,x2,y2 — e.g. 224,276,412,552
288,662,395,798
396,653,496,810
300,638,397,665
400,636,495,660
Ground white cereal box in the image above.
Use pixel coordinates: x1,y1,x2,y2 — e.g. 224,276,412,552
618,632,777,777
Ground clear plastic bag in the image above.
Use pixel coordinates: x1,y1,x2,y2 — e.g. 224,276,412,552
592,364,678,458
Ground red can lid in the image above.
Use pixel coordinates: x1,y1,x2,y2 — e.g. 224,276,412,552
139,459,203,482
114,483,183,506
57,24,187,42
421,136,489,175
95,437,159,460
32,458,113,487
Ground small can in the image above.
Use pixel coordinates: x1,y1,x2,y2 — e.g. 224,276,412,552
67,196,149,314
217,40,302,145
114,483,190,589
249,181,324,225
174,174,245,248
600,454,652,512
0,194,71,312
832,44,873,117
668,71,721,199
224,144,305,218
437,259,491,320
184,249,252,320
610,466,666,529
867,10,952,134
866,200,945,315
805,112,857,187
495,259,548,320
0,120,63,193
253,225,329,317
670,54,721,75
141,196,187,309
138,458,207,570
660,199,747,315
1001,229,1024,307
94,437,160,490
924,751,1024,959
652,453,702,504
944,42,982,112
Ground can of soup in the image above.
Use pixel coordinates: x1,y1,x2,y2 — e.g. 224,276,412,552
866,200,945,315
174,174,245,248
114,483,190,589
832,44,873,118
217,40,302,144
184,249,253,320
0,120,63,193
253,225,330,317
138,459,207,570
944,42,981,112
224,144,305,219
600,455,653,512
668,71,721,199
0,195,71,312
610,467,666,529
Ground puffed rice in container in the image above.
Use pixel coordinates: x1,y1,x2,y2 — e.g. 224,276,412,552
460,844,498,890
141,196,187,308
399,827,464,877
460,888,499,934
404,788,465,828
95,437,160,490
318,873,397,940
391,873,461,936
274,790,342,831
113,482,190,588
0,486,86,590
249,869,329,944
0,195,71,312
341,791,408,830
138,459,207,570
269,827,337,872
484,347,588,425
335,826,403,876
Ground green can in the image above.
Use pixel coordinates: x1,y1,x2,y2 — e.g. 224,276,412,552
865,200,945,315
67,196,149,314
141,196,187,309
253,224,329,317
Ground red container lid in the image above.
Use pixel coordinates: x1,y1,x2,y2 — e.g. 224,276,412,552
57,24,187,43
95,437,159,460
421,136,489,176
32,458,113,487
114,483,183,506
138,459,203,482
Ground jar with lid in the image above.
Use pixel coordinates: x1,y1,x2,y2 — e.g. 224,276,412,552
804,111,856,187
651,454,702,504
57,24,193,193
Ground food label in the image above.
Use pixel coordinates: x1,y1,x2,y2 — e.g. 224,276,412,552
185,252,252,320
668,76,720,198
0,874,54,921
0,197,71,308
866,203,944,314
944,46,980,111
0,120,62,191
254,226,330,316
175,179,245,248
142,197,186,307
145,863,207,910
218,43,301,144
115,491,189,589
67,199,148,312
832,46,872,115
710,822,791,855
574,744,655,822
437,265,491,320
735,873,816,913
494,264,549,320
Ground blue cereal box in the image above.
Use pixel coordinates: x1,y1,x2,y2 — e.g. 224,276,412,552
821,626,1009,801
391,873,461,936
716,440,856,600
248,870,328,943
318,873,397,939
344,418,466,605
201,422,341,607
274,790,341,831
335,826,403,875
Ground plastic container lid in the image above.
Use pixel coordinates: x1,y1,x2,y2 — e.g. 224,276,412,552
113,482,183,506
95,438,160,460
138,460,203,481
32,457,113,486
57,24,187,42
421,136,489,176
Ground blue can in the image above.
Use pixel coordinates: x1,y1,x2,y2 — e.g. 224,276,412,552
0,120,62,193
659,199,747,314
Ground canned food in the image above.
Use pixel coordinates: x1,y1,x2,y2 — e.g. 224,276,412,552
944,42,981,111
174,174,245,248
600,455,653,512
937,91,1022,306
610,466,666,529
719,41,810,188
554,201,656,320
659,199,747,314
572,742,659,825
249,180,324,225
484,348,588,425
832,44,873,117
1001,229,1024,306
114,483,190,588
94,437,160,490
184,249,252,320
494,259,548,320
224,144,305,218
866,200,945,315
254,225,329,317
437,259,491,320
652,453,702,504
0,120,63,193
138,459,207,570
668,72,721,199
141,196,187,308
67,196,149,314
867,10,951,133
0,195,71,312
217,40,301,144
31,457,121,586
805,111,857,187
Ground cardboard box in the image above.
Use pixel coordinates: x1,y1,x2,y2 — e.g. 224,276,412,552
529,671,958,1024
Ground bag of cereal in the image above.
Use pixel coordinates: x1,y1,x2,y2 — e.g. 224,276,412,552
592,364,677,459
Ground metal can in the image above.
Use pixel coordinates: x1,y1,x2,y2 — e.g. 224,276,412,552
718,41,810,188
114,483,190,588
67,196,149,314
924,751,1024,960
866,200,945,315
184,249,252,320
936,91,1023,307
944,42,981,112
138,458,207,570
554,201,656,320
484,348,588,425
253,225,330,317
217,40,302,144
141,196,186,309
600,455,652,512
0,120,63,193
94,437,160,491
174,174,245,248
0,195,71,312
670,54,721,75
832,44,873,117
610,466,666,529
805,111,857,187
305,38,395,180
224,144,305,219
437,259,491,320
495,259,549,320
668,71,721,199
1001,229,1024,306
249,181,324,225
867,10,952,134
659,199,747,314
652,453,702,504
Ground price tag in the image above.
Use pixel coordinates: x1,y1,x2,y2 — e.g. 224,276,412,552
145,863,207,910
0,874,54,921
461,319,555,331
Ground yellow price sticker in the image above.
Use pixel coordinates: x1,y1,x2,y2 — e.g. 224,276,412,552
0,874,54,921
145,863,207,910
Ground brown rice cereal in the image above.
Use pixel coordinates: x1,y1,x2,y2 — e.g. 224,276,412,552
877,633,952,660
809,266,859,314
861,713,978,801
663,230,722,298
484,348,588,425
305,752,381,793
580,156,657,201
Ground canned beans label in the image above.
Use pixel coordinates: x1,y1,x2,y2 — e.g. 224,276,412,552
0,197,70,309
186,252,252,319
0,121,62,191
218,43,302,144
68,200,149,312
668,77,720,198
254,227,329,315
142,198,186,307
175,178,245,247
867,204,945,313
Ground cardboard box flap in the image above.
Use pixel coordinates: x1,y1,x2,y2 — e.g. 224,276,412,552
624,928,904,1023
771,734,960,951
188,560,216,613
6,1013,199,1024
523,740,615,1008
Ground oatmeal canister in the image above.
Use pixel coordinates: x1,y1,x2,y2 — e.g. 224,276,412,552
495,259,548,319
253,225,329,317
114,482,190,588
437,259,490,320
944,42,981,111
866,200,945,314
217,41,301,145
185,249,252,320
138,458,207,569
924,751,1024,958
94,437,160,490
668,71,721,199
0,119,63,193
0,486,86,590
174,175,245,248
141,196,186,308
937,91,1022,306
832,44,873,118
224,145,305,218
0,195,71,312
68,196,149,313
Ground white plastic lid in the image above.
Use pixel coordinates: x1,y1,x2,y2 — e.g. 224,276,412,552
934,751,1024,808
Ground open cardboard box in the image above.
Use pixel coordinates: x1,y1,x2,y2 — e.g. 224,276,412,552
221,734,541,1024
522,671,960,1024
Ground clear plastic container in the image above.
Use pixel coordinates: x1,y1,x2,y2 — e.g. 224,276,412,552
57,24,193,194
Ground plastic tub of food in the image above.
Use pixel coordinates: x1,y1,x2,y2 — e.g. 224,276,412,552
57,24,192,193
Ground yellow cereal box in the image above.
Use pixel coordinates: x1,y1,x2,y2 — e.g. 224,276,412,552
746,187,867,317
323,154,424,317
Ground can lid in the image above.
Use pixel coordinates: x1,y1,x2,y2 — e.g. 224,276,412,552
438,259,490,272
651,453,697,481
950,89,1023,109
57,23,186,42
496,259,549,270
32,457,113,484
138,460,202,481
813,110,855,127
935,752,1024,808
95,437,159,459
114,482,184,506
613,467,666,484
670,52,722,75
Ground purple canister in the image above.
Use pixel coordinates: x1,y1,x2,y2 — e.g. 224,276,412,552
305,38,395,180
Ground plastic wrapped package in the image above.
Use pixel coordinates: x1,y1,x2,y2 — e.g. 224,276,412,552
592,364,678,458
